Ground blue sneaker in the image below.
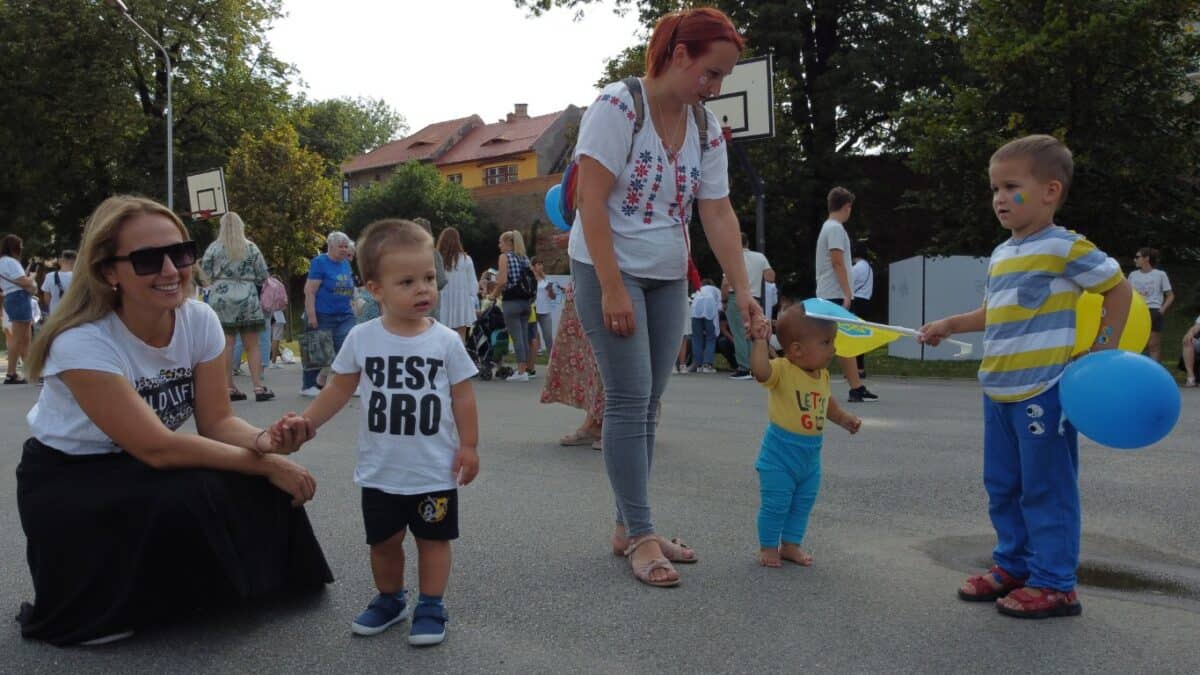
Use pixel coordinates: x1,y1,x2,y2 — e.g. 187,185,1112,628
351,591,409,636
408,602,448,646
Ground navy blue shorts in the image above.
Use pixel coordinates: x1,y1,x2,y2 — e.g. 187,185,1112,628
361,487,459,545
3,289,33,322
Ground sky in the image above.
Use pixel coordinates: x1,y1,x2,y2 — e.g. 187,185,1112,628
268,0,645,136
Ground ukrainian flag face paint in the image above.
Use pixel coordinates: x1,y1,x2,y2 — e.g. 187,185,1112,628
1013,192,1027,205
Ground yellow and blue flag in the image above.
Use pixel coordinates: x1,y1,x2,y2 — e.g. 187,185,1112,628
799,298,974,358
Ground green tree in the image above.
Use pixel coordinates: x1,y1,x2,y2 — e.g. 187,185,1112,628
343,162,477,243
225,124,342,285
898,1,1200,257
0,0,292,253
293,96,408,175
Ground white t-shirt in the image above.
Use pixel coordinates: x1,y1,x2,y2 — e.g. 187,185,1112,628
568,79,730,280
27,300,225,455
0,256,26,294
742,249,771,300
1128,269,1172,310
690,284,721,321
40,270,73,314
535,279,555,313
331,318,478,494
852,259,874,300
764,282,779,318
815,218,853,300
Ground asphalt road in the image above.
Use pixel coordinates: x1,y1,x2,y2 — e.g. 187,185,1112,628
2,365,1198,674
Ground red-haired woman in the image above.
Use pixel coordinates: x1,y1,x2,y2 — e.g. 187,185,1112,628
568,7,762,587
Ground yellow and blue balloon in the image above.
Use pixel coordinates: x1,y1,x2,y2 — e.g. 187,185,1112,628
544,185,570,231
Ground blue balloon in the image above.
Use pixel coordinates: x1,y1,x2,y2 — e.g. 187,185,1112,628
1059,350,1181,450
544,184,570,231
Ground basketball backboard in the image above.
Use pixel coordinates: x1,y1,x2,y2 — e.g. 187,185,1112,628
704,54,775,142
186,168,228,220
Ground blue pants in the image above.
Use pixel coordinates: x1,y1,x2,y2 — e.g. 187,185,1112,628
983,384,1080,591
756,423,822,548
726,292,750,371
232,318,271,376
690,317,716,366
302,312,356,390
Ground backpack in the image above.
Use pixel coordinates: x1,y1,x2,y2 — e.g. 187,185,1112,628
559,77,708,291
258,275,288,313
504,255,538,301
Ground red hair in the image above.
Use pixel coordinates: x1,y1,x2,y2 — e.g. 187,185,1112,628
645,8,744,78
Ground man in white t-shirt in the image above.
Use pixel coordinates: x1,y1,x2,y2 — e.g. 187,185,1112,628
40,250,76,316
725,232,771,380
815,187,878,402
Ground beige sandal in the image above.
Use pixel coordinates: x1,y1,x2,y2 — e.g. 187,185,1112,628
624,537,680,587
612,534,698,564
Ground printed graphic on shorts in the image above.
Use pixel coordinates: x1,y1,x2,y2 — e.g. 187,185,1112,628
793,389,827,432
419,496,448,524
135,367,196,430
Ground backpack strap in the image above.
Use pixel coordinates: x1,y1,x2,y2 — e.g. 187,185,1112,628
53,270,63,295
620,77,646,164
692,104,708,153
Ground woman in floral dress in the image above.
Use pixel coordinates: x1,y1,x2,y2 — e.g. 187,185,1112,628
200,212,272,401
540,283,606,450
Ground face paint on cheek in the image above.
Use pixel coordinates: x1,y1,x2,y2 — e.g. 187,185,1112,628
1013,192,1026,205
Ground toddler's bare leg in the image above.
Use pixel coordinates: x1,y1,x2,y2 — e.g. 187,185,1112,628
370,530,407,593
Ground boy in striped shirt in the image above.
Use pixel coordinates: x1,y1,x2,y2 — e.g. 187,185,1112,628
919,135,1134,619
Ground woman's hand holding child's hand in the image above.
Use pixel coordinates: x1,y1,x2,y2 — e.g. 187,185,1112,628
266,413,316,455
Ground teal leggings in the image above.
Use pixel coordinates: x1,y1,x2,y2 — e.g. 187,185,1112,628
756,423,822,548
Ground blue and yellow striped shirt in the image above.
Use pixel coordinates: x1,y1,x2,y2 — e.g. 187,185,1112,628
980,225,1123,402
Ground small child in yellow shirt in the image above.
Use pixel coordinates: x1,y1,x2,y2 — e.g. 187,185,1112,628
750,305,861,567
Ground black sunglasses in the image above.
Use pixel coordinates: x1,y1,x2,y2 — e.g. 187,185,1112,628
107,241,197,276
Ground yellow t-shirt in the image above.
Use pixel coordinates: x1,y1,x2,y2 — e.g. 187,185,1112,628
760,358,830,436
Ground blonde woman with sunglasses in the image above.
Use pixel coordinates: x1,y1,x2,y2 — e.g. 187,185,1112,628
17,196,332,646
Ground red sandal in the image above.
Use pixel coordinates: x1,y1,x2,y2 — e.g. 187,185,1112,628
996,587,1082,619
957,565,1026,602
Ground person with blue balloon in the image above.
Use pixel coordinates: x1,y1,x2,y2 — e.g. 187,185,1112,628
919,135,1135,620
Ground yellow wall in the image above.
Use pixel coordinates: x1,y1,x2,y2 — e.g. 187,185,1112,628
437,153,539,189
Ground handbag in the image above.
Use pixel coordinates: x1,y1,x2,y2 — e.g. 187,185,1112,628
298,329,335,369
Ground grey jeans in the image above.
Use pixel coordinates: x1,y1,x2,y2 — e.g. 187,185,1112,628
501,297,531,366
571,260,685,537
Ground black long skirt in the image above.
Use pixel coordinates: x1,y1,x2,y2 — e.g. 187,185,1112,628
16,438,334,646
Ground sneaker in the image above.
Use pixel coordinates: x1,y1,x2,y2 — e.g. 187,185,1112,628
408,602,448,646
267,362,284,370
300,386,322,398
351,591,409,636
675,364,688,374
507,372,530,382
701,365,715,374
848,386,879,402
79,629,135,646
729,369,753,380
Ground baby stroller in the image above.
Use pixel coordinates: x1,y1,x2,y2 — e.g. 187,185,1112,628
468,303,513,381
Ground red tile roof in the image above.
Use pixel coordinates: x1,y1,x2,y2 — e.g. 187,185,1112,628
341,115,483,174
436,111,564,166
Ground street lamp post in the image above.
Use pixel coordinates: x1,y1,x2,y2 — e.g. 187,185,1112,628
104,0,173,209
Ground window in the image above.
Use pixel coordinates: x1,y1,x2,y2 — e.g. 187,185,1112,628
446,173,463,184
483,164,518,185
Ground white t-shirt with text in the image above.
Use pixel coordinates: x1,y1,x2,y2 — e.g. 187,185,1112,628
535,279,556,313
40,270,74,314
27,300,225,455
1128,268,1171,310
742,249,771,300
569,79,730,280
331,319,478,495
815,218,853,300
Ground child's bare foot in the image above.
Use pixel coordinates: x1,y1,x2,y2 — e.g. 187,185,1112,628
759,547,783,567
779,543,813,566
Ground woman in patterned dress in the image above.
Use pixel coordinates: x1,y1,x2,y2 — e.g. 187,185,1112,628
200,212,273,401
540,283,606,450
